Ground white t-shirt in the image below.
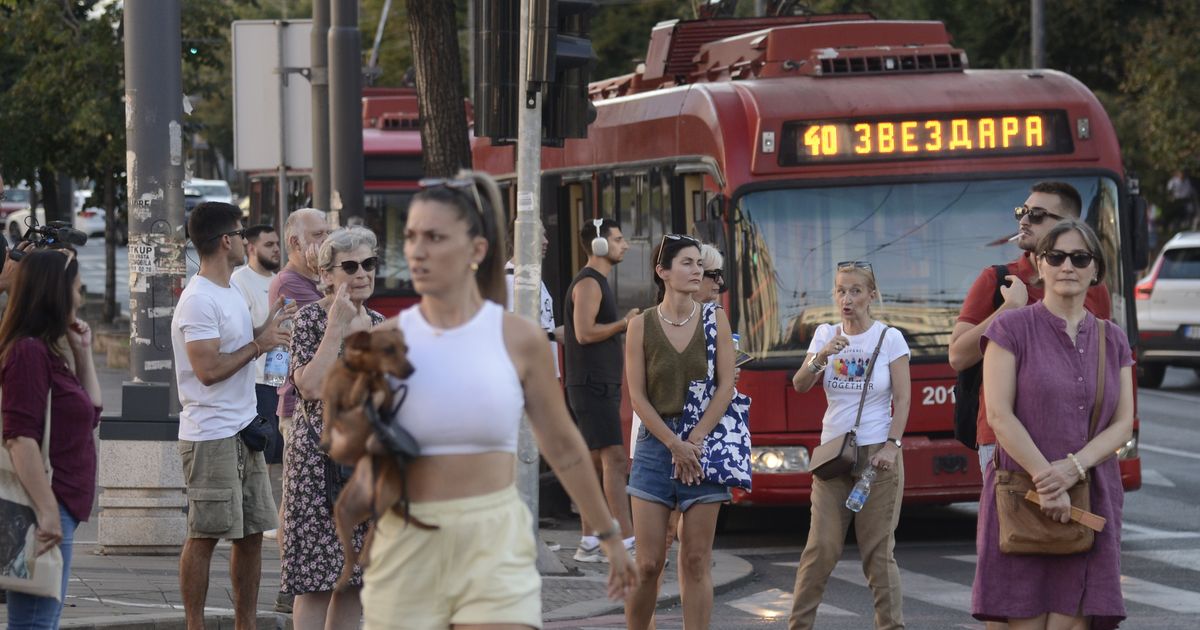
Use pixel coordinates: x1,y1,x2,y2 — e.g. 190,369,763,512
171,275,258,441
808,321,910,446
504,261,560,378
229,266,275,384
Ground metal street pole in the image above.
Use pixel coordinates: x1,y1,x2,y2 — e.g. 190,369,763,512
276,21,291,246
310,0,331,220
329,0,364,226
1031,0,1045,69
124,0,185,400
514,0,564,574
99,0,188,555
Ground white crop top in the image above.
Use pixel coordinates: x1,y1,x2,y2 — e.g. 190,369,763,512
391,301,524,455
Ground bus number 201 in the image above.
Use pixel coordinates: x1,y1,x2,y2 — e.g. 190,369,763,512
921,386,956,406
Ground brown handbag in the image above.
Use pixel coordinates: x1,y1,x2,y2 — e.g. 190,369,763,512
809,328,889,481
994,320,1106,555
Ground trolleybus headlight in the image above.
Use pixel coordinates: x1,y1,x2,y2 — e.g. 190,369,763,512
1116,431,1138,460
750,447,810,473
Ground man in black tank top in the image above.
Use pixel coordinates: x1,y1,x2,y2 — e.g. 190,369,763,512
563,218,639,561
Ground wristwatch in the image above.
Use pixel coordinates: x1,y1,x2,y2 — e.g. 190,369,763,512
887,437,902,449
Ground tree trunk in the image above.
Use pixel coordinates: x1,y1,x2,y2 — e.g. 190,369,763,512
103,165,117,323
406,0,472,177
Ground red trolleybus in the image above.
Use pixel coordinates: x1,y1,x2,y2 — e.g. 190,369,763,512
473,14,1143,506
245,87,424,316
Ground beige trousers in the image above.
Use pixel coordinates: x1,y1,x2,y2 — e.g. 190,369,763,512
789,443,905,630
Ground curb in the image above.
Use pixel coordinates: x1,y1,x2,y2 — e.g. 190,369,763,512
541,550,755,622
60,612,290,629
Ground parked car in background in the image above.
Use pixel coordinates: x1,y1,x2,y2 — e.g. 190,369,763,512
1,186,33,220
183,178,233,233
1135,231,1200,387
73,190,106,237
6,206,46,244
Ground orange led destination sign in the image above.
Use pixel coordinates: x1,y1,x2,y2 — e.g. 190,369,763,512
780,111,1073,165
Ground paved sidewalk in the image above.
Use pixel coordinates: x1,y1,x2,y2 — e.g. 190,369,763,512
1,307,753,627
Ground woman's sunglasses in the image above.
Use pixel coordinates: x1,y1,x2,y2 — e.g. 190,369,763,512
836,260,873,272
419,177,485,216
1040,249,1094,269
1014,205,1065,225
332,256,379,274
657,233,700,265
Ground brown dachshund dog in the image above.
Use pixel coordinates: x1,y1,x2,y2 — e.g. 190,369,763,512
321,328,431,591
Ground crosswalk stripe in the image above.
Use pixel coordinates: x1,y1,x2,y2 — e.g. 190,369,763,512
726,587,857,618
1121,522,1200,541
949,554,1200,614
1120,576,1200,613
1139,443,1200,461
1139,468,1177,488
1128,549,1200,573
830,560,973,611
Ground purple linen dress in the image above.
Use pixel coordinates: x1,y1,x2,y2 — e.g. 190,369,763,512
972,302,1132,628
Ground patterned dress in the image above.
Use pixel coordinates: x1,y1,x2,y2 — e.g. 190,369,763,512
973,303,1132,628
280,302,384,595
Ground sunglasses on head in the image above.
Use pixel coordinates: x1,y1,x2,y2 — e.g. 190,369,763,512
419,177,485,214
1014,205,1065,225
657,233,701,265
836,260,872,272
332,256,379,274
1040,249,1094,269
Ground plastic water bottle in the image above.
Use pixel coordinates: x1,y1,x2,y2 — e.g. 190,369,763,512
845,466,877,512
263,299,294,386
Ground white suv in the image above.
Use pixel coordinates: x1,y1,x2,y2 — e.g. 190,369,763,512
1135,231,1200,388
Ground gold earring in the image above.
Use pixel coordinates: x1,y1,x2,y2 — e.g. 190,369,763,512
470,262,480,271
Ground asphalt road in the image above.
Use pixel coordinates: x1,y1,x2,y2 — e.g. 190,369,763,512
569,368,1200,629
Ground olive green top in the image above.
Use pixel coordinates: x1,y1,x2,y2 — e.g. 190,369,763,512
642,307,708,417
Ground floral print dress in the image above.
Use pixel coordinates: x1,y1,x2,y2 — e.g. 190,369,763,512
280,302,384,594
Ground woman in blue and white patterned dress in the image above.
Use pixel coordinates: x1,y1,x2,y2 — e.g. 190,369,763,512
624,234,736,630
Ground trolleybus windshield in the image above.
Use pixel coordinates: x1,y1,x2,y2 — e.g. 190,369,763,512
731,176,1123,361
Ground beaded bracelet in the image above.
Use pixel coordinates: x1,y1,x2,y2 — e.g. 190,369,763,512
1067,452,1087,479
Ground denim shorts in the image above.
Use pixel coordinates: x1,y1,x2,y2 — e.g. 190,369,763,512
627,416,731,512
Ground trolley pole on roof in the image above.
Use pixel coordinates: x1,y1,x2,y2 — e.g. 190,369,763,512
514,0,565,574
1031,0,1045,68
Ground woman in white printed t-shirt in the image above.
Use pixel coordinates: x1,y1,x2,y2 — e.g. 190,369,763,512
787,260,911,630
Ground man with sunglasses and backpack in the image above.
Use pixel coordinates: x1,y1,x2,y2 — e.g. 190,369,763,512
563,218,639,562
949,182,1111,478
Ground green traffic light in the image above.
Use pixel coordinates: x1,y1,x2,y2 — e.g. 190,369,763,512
189,47,199,55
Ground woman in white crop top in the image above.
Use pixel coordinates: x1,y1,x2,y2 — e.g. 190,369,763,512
362,171,636,630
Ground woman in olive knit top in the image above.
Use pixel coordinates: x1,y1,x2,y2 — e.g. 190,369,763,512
624,234,736,630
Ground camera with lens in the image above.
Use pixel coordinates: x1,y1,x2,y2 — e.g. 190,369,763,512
2,220,88,270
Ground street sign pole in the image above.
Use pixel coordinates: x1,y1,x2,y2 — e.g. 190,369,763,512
514,0,566,574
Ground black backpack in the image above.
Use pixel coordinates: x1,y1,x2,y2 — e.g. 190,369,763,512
952,265,1010,450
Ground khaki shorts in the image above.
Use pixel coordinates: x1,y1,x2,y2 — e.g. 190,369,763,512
179,435,277,539
361,485,541,629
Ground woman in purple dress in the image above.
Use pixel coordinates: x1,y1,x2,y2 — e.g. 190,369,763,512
975,219,1134,629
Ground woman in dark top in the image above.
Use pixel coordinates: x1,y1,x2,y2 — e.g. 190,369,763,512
1,248,102,628
625,234,736,630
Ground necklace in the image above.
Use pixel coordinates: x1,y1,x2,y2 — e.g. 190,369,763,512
657,301,697,327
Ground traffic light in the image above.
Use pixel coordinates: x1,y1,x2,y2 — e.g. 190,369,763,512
473,0,520,143
530,0,597,146
472,0,596,145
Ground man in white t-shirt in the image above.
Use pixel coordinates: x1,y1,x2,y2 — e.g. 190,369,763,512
171,202,295,630
230,224,283,466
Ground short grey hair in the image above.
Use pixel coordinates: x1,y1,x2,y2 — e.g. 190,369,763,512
699,243,724,271
284,207,327,250
318,226,377,271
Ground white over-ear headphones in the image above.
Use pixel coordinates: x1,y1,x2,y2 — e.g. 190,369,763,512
590,218,609,257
